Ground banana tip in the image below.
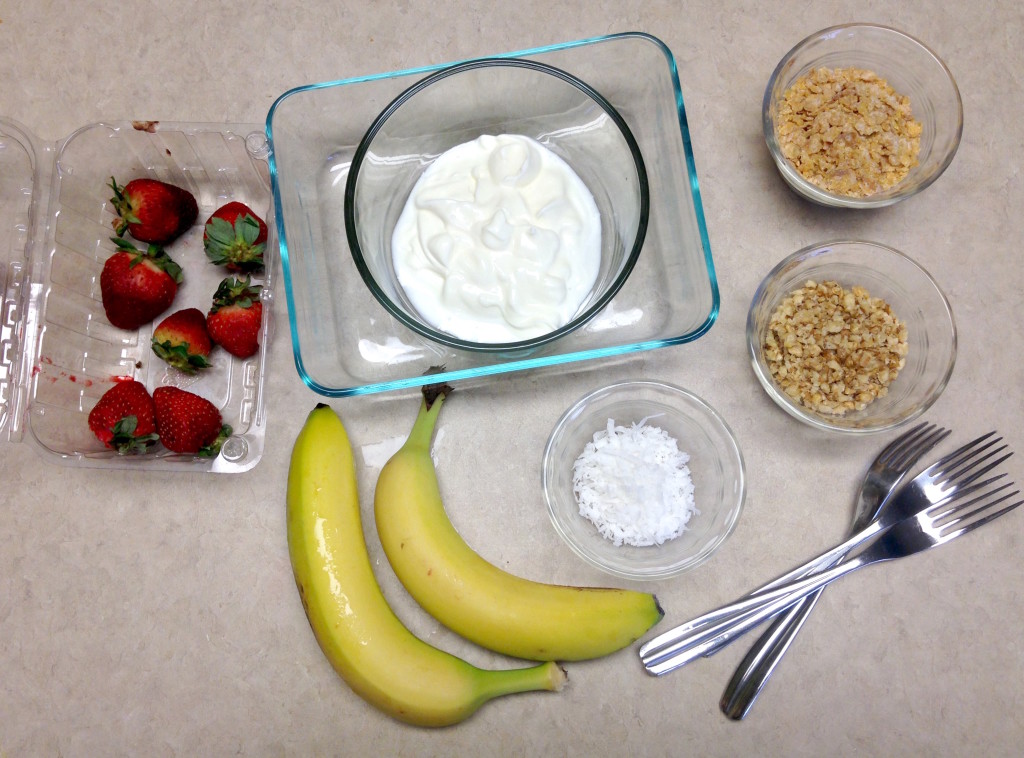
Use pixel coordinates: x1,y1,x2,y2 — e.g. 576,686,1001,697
652,593,665,621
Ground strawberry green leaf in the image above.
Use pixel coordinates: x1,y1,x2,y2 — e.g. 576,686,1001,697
198,424,234,458
210,276,261,312
109,415,159,455
205,217,238,247
151,339,211,373
205,215,266,271
152,250,184,283
238,215,261,245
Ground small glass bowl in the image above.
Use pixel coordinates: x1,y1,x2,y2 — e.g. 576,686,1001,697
763,23,963,208
747,240,956,433
345,57,650,355
542,381,745,581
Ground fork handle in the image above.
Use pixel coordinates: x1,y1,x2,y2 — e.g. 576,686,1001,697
719,588,823,719
640,557,868,675
640,525,881,661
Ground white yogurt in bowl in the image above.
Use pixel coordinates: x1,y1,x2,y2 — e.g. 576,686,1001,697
345,57,650,355
390,134,602,344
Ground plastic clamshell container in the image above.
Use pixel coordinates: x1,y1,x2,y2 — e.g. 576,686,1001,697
267,32,719,397
0,117,275,472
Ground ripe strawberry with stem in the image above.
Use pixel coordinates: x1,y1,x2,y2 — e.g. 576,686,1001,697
204,201,268,272
207,277,263,359
109,176,198,245
151,308,212,373
153,386,232,456
87,380,159,454
101,237,183,330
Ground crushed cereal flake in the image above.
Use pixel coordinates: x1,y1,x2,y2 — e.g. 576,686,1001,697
763,280,908,416
776,67,922,197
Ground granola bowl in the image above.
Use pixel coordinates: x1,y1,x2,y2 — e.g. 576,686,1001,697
747,240,956,434
763,23,963,208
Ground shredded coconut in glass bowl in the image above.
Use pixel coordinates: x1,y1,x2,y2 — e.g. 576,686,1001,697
571,417,697,547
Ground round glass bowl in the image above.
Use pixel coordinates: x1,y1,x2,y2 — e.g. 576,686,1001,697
763,23,963,208
344,58,650,354
747,240,956,434
542,381,745,581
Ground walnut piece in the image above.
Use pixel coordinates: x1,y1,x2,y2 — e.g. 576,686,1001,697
776,67,922,197
763,280,908,416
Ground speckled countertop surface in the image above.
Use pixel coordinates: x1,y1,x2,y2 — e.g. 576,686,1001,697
2,2,1023,755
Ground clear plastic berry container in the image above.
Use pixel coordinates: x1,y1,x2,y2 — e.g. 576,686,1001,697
0,117,275,472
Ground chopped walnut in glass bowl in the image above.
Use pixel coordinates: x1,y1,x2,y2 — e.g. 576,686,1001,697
763,24,962,208
763,279,909,416
747,241,955,434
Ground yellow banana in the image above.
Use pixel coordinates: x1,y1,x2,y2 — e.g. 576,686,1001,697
374,393,664,662
287,404,566,728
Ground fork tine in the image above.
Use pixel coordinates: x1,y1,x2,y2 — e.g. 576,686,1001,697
936,489,1022,541
928,478,1015,525
889,425,951,471
948,448,1014,489
878,422,932,467
925,431,1000,481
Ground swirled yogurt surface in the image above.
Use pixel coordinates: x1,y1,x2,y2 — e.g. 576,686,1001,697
391,134,602,343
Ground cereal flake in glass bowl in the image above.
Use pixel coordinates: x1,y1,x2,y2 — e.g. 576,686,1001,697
763,23,963,208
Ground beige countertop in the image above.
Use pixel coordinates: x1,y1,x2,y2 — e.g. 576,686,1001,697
2,2,1023,755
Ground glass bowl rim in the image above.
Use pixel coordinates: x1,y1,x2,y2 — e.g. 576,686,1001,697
745,238,957,434
343,56,652,354
541,379,747,580
761,22,964,209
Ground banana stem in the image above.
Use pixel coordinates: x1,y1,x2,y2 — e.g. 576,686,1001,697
405,395,444,453
477,661,567,700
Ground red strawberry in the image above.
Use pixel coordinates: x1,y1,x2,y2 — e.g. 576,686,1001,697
153,386,232,456
87,380,159,454
151,308,212,373
100,237,183,329
204,201,268,272
109,176,198,244
206,277,263,358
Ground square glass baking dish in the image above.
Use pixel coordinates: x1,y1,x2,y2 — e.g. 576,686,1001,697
267,32,718,397
0,117,274,472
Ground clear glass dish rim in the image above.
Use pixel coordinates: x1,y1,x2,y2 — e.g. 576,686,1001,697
541,379,747,580
266,32,720,397
761,22,964,209
745,238,958,434
343,56,651,354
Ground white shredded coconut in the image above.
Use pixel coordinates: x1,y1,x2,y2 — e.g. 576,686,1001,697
571,417,698,547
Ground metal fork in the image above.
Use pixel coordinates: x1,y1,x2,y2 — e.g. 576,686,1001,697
640,433,1020,676
719,422,950,719
644,430,997,661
